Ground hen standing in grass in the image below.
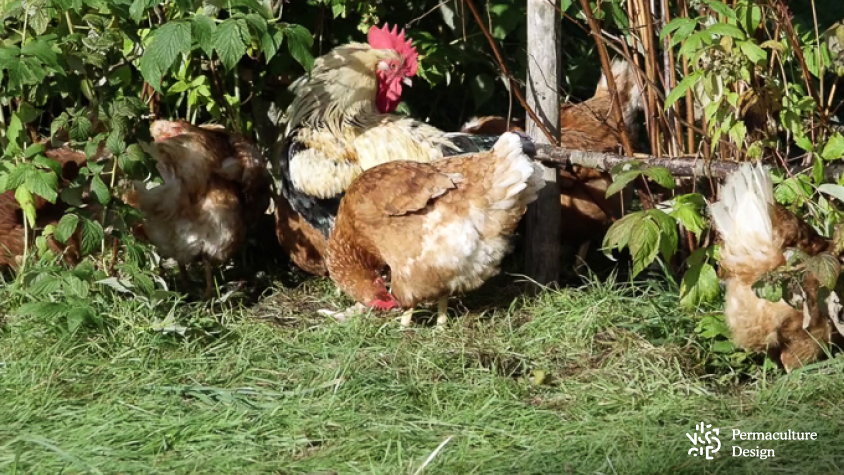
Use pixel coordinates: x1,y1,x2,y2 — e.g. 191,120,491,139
134,120,270,297
710,163,836,371
326,132,543,326
275,24,487,275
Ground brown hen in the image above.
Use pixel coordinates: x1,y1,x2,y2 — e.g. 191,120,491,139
710,163,836,371
0,147,86,269
135,120,270,297
326,132,543,326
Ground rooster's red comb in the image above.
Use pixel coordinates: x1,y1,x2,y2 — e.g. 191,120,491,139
367,23,418,76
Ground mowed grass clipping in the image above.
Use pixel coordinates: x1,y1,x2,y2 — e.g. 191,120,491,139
1,277,843,473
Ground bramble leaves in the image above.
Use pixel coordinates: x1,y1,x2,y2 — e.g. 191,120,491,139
139,21,192,91
214,18,249,70
284,23,315,71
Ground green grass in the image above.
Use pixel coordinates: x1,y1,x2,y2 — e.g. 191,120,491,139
1,274,843,473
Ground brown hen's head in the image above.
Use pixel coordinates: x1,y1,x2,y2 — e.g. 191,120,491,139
366,276,400,311
367,24,418,113
150,120,195,142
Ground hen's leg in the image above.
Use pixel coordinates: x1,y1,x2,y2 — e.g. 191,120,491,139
203,257,215,299
178,263,192,292
436,297,449,327
399,308,415,327
574,241,590,273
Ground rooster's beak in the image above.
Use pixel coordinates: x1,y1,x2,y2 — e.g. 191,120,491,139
402,77,413,87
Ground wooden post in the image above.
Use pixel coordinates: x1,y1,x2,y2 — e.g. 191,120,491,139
524,0,562,285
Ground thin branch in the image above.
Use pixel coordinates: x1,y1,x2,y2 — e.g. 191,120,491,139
772,1,821,129
461,0,557,145
577,0,635,156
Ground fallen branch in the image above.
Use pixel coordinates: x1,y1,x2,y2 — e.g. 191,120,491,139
534,144,844,180
534,144,739,178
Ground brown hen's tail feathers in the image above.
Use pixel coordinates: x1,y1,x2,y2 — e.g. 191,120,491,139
485,132,544,213
710,163,782,281
594,59,644,119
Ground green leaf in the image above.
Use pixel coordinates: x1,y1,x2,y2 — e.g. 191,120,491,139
805,253,841,289
629,218,660,276
69,115,92,141
660,17,696,42
705,23,746,40
24,168,58,203
794,134,814,153
738,40,766,64
752,274,784,302
602,211,643,258
605,169,642,197
284,23,314,71
711,340,736,353
24,143,46,160
106,129,126,155
642,167,676,189
696,313,730,339
819,183,844,203
21,35,61,70
55,213,80,244
16,301,68,320
50,113,71,139
647,209,679,262
139,21,192,91
90,174,111,205
80,218,104,255
728,120,747,145
821,133,844,160
665,71,703,108
231,0,272,17
775,177,808,205
704,0,737,21
669,193,707,237
14,186,36,227
680,258,720,307
214,18,249,70
192,14,217,57
260,24,284,61
129,0,155,23
65,306,94,333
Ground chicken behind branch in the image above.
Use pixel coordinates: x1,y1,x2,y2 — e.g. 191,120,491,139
326,132,543,326
558,59,643,265
135,120,270,297
710,163,835,371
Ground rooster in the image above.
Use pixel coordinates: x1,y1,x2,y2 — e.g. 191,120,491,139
325,132,543,326
275,24,485,275
0,147,86,269
710,163,836,371
134,120,270,297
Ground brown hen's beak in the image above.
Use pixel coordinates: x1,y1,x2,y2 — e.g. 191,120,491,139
402,77,412,87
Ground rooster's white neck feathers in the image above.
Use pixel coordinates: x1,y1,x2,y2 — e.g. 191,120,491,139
284,43,399,136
